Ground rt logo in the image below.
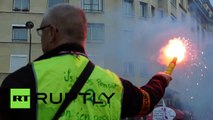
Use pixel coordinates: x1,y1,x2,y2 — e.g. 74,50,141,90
10,89,30,109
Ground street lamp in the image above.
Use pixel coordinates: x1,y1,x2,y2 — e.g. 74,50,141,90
25,21,34,63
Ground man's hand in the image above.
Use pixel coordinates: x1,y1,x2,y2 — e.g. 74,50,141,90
157,72,172,84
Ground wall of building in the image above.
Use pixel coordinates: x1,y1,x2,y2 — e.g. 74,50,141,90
0,0,46,84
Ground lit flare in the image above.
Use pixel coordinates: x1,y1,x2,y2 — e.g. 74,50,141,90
159,38,187,66
159,37,187,75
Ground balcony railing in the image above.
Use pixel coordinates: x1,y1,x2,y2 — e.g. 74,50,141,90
193,0,211,19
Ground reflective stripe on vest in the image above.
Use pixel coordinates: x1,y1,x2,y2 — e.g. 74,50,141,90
33,54,123,120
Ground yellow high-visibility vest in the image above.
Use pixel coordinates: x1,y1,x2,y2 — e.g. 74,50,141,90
33,54,123,120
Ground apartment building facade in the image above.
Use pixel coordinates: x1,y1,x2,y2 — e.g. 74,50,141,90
1,0,209,88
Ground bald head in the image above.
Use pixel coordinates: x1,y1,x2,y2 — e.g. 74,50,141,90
40,4,87,53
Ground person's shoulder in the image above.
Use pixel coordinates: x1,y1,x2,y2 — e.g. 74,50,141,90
1,64,34,88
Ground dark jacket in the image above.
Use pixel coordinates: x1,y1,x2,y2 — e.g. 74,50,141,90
0,44,169,120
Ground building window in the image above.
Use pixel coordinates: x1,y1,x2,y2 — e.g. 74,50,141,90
171,0,176,8
151,6,155,17
87,23,104,43
179,0,186,12
205,44,213,55
123,30,133,41
48,0,68,8
171,13,176,22
181,13,185,22
13,0,30,11
123,62,134,77
201,29,205,42
81,0,103,12
123,0,134,16
180,0,183,6
159,9,164,18
140,2,148,18
140,63,148,77
10,55,27,73
12,25,28,42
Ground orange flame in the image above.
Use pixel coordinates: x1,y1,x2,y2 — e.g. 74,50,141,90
159,38,187,65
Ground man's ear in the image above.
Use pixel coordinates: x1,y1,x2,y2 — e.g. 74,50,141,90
49,25,58,42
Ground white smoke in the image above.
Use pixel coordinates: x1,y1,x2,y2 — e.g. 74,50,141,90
101,6,213,119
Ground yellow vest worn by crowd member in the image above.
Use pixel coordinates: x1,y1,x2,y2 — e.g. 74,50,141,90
33,54,123,120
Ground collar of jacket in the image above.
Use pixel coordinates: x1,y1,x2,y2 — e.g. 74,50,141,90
34,43,86,61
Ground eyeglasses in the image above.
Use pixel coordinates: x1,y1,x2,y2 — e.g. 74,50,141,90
37,24,59,36
36,24,51,36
